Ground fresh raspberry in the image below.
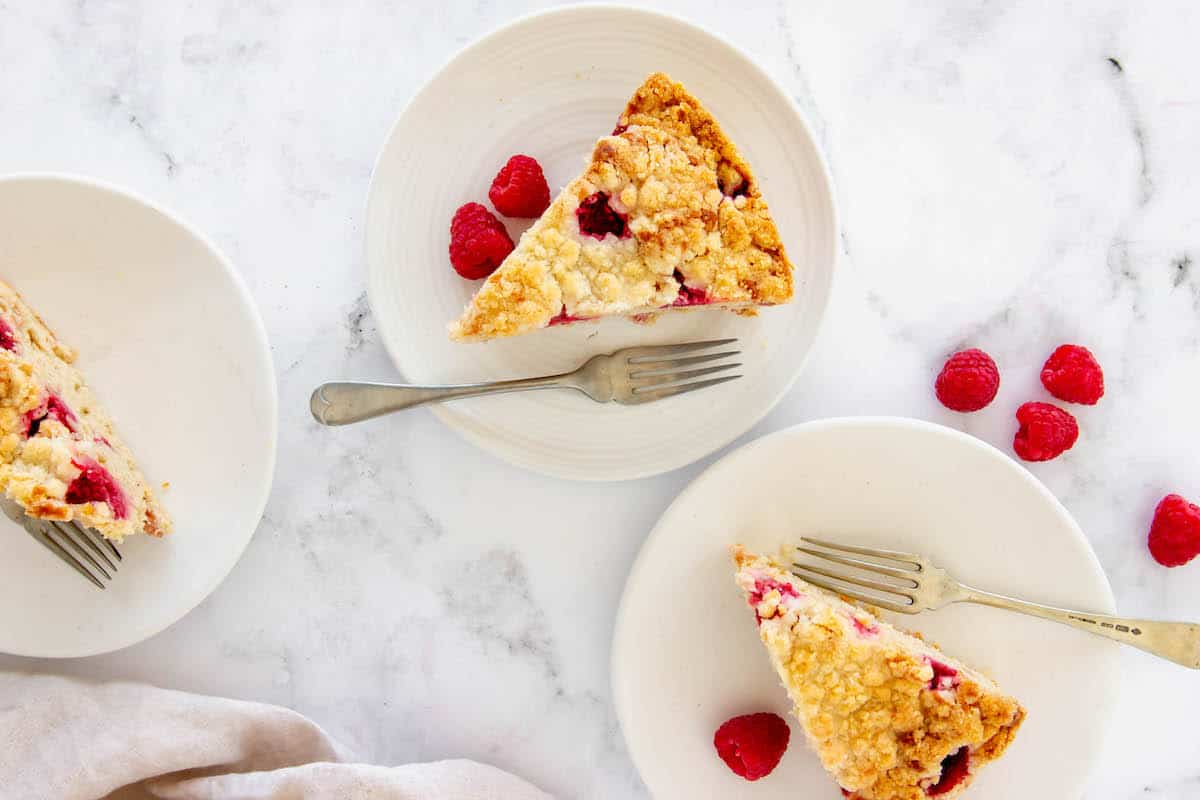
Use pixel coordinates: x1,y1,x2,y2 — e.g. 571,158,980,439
1040,344,1104,405
488,155,551,218
1012,402,1078,461
713,712,790,781
448,202,513,280
1147,494,1200,567
934,349,1000,412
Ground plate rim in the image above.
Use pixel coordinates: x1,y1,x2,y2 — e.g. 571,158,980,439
611,415,1119,796
0,171,279,658
363,3,839,481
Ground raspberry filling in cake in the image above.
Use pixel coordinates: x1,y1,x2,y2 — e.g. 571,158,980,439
0,318,16,352
547,310,593,327
848,612,880,637
732,546,1025,800
66,457,129,519
24,393,78,437
926,748,971,796
575,192,629,240
748,575,800,625
671,270,711,307
926,658,962,691
748,575,799,607
718,164,752,199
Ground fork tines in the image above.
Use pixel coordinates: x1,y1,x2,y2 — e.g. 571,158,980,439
791,536,923,614
623,338,742,403
25,519,121,589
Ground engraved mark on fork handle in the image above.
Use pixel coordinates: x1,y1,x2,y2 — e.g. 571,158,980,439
1067,614,1142,635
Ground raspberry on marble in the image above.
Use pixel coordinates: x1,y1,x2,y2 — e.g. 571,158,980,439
935,349,1000,412
1147,493,1200,567
1012,402,1078,461
1040,344,1104,405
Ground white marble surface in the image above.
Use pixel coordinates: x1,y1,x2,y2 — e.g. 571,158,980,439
1,1,1198,797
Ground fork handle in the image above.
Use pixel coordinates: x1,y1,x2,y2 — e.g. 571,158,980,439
961,587,1200,669
310,376,572,426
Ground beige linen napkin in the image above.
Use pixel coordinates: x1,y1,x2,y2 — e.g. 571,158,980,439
0,672,552,800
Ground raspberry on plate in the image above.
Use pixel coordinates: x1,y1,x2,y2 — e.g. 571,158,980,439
713,712,790,781
1040,344,1104,405
1012,401,1078,461
1148,494,1200,567
935,349,1000,412
488,154,551,218
448,202,514,280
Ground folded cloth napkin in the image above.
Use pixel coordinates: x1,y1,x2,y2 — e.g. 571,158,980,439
0,672,552,800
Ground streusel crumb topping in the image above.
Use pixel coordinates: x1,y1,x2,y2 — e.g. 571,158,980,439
450,72,794,341
732,546,1025,800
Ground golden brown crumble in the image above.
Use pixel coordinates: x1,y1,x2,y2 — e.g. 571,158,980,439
450,72,794,342
732,546,1025,800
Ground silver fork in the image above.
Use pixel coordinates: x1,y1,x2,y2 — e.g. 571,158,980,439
792,536,1200,669
20,516,122,589
310,338,742,426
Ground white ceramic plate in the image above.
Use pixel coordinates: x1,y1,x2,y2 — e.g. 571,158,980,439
365,6,836,481
0,175,276,658
613,418,1120,799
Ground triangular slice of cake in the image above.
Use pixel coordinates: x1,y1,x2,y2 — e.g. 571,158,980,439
0,281,171,541
733,547,1024,799
450,72,794,341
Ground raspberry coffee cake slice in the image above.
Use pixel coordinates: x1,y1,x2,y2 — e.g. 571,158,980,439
450,72,793,341
732,547,1024,799
0,281,170,541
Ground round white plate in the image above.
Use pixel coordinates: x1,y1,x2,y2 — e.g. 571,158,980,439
365,6,836,481
613,418,1120,798
0,175,277,658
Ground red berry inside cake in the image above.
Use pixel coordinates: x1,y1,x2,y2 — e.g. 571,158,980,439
449,72,794,341
732,547,1024,800
0,280,170,541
